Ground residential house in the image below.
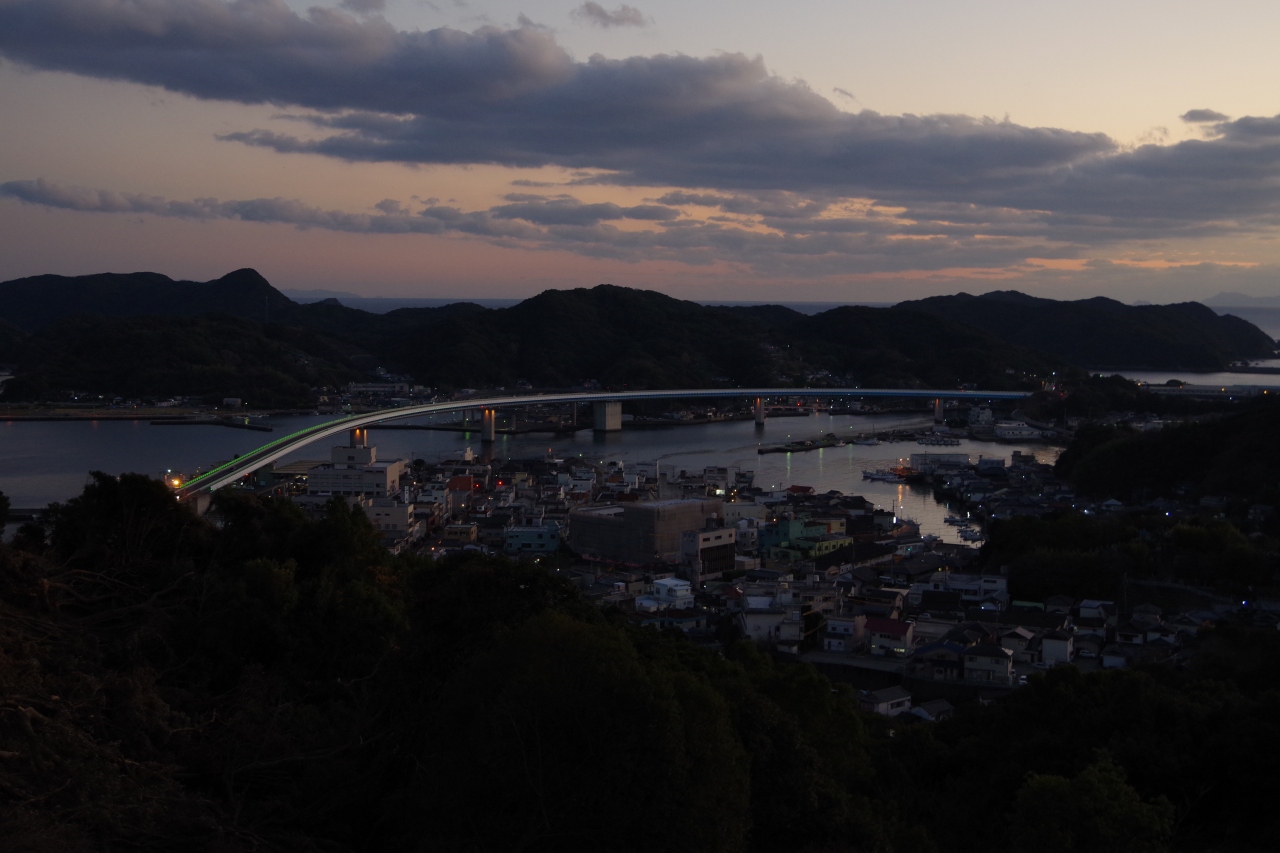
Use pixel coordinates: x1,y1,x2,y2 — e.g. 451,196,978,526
441,523,478,546
1101,644,1131,669
966,607,1071,634
858,686,913,716
963,644,1014,685
1039,629,1074,665
633,609,709,634
916,589,966,620
921,571,1009,606
908,641,965,683
504,522,561,556
1077,600,1118,627
1044,594,1075,615
635,577,696,612
1115,622,1146,645
364,497,419,536
866,617,914,657
822,613,864,653
999,627,1037,663
1132,603,1163,626
912,699,956,722
1074,634,1105,660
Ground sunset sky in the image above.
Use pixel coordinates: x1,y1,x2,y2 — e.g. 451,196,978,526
3,0,1280,302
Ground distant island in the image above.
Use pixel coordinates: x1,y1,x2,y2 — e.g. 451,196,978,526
1205,291,1280,307
0,269,1273,407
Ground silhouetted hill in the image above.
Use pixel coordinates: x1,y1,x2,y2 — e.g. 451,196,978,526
3,314,362,407
898,290,1275,368
298,284,1053,390
2,272,1275,402
791,305,1059,388
343,285,781,389
0,268,294,330
1055,404,1280,502
0,316,26,363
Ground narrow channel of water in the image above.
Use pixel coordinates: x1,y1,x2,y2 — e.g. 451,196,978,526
0,412,1060,545
1120,369,1280,387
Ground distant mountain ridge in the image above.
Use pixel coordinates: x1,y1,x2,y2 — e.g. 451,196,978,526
1204,291,1280,307
898,290,1275,369
0,270,1274,403
0,268,293,330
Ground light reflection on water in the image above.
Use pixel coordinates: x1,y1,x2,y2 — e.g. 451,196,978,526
0,412,1060,544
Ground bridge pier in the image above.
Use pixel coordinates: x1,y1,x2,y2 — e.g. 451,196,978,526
933,398,943,423
754,397,766,425
593,400,622,432
190,491,212,517
481,408,496,443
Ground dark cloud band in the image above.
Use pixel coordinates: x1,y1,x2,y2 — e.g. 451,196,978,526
571,3,650,29
1181,109,1229,124
1,1,1280,256
0,0,1109,197
0,177,1081,275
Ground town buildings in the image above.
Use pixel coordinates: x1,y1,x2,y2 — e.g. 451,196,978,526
266,423,1240,721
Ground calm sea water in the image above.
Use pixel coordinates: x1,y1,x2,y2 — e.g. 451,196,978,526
1210,306,1280,338
0,412,1059,545
1121,369,1280,387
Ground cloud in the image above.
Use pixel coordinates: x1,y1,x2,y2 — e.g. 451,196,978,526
3,2,1280,265
489,195,680,225
1181,109,1229,124
339,0,385,14
0,0,575,111
216,62,1113,201
0,1,1103,199
0,177,679,238
832,87,857,102
515,13,550,30
0,177,1085,276
571,2,649,28
0,177,449,234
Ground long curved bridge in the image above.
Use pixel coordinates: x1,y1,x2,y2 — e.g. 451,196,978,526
176,386,1033,499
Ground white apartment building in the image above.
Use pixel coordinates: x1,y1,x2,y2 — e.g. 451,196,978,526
307,441,405,497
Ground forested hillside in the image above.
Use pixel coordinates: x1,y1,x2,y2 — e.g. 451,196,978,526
0,314,361,407
0,268,294,330
1055,407,1280,503
1,269,1273,403
900,290,1275,369
0,476,1277,851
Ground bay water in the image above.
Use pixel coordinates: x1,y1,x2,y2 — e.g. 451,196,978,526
1,412,1059,545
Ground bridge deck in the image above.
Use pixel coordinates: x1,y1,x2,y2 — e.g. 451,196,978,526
177,387,1033,496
